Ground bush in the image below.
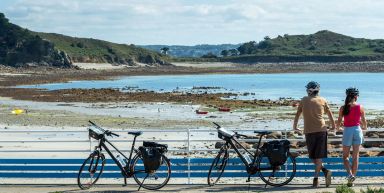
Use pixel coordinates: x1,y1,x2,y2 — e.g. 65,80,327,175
336,184,356,193
360,186,384,193
201,52,218,58
374,47,384,53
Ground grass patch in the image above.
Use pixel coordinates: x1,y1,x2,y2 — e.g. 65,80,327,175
336,185,356,193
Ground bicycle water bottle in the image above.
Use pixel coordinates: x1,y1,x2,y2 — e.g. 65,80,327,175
116,155,127,167
243,153,252,164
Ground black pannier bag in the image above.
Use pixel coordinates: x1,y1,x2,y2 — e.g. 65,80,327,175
262,140,290,166
139,141,167,172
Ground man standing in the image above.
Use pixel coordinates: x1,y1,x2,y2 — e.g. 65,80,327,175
293,81,336,188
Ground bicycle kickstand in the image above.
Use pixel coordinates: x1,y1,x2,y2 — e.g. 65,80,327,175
246,175,251,183
122,177,127,187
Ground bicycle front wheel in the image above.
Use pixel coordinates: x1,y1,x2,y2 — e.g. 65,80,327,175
257,152,296,187
77,153,105,189
207,147,228,186
132,154,171,190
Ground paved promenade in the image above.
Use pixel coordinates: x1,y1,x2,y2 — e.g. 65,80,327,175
0,183,383,193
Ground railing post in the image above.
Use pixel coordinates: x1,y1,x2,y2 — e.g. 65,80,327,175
187,128,191,184
89,133,92,153
285,128,288,178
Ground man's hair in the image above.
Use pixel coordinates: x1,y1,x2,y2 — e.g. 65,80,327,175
307,90,319,96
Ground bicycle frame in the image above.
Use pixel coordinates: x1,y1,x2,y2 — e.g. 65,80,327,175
224,133,268,173
93,134,140,177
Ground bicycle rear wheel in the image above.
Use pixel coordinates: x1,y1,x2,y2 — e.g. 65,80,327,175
132,154,171,190
258,152,296,186
207,147,229,186
77,153,105,189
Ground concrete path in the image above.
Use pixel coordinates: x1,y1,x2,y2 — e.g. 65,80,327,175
0,183,383,193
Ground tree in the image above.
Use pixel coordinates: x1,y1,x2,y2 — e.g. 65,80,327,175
228,49,239,56
201,52,217,58
257,40,272,49
160,47,169,55
237,41,257,55
221,50,229,57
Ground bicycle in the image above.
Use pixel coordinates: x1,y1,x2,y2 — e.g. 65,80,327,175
207,122,296,187
77,121,171,190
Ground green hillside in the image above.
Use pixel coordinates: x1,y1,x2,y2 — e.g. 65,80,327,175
35,32,170,65
242,30,384,56
0,13,71,67
220,30,384,62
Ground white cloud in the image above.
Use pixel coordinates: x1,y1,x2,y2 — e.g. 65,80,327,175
2,0,384,45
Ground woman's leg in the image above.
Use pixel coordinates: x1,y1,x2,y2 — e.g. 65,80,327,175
351,144,360,176
343,145,352,176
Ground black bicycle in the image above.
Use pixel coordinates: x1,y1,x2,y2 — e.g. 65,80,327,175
208,122,296,187
77,121,171,190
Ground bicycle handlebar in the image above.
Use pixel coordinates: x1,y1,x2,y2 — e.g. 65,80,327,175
212,122,221,129
105,130,120,137
89,120,119,137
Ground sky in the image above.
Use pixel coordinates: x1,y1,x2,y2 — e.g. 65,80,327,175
1,0,384,45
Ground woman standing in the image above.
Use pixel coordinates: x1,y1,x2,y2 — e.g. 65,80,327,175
336,87,367,187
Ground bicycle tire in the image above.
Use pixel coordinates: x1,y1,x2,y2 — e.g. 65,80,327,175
258,152,296,187
77,153,105,189
131,153,171,190
207,146,229,186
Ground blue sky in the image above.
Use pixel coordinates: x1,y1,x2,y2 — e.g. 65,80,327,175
1,0,384,45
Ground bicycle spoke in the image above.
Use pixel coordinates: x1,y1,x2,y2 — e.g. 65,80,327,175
258,154,296,187
207,148,228,186
77,154,105,190
132,154,171,190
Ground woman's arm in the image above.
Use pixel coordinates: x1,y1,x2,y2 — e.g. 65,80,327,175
360,105,367,130
326,108,336,130
336,106,344,131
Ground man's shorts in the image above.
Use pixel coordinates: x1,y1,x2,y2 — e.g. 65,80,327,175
305,131,328,159
342,126,364,146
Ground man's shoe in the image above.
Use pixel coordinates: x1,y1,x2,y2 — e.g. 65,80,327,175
347,175,355,187
324,169,332,187
312,178,319,188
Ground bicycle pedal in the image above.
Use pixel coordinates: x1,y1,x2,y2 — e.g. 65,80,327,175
122,184,127,187
246,179,250,182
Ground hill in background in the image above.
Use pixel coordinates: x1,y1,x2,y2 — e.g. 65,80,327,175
142,31,384,63
0,12,170,68
0,13,71,68
36,32,170,66
233,30,384,56
140,44,240,58
219,30,384,63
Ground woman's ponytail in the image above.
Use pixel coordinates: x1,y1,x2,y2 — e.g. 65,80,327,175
343,95,353,116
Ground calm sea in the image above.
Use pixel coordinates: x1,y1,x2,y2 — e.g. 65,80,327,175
20,73,384,110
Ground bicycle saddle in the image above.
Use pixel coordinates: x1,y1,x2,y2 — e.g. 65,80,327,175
254,131,272,135
128,131,143,136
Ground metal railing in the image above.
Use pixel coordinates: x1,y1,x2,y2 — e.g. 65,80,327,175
1,127,384,183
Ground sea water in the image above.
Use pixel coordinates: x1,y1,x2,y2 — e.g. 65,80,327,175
19,73,384,110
